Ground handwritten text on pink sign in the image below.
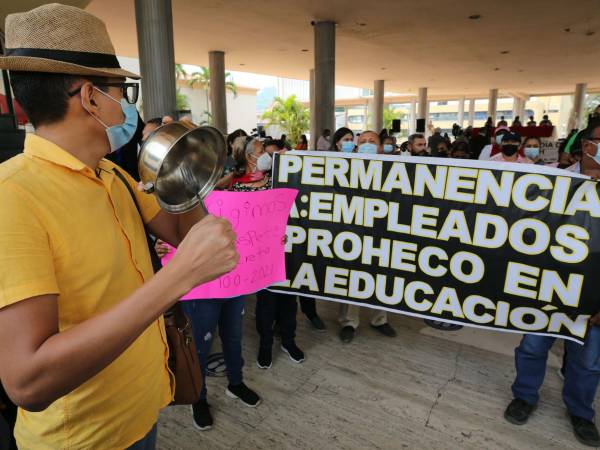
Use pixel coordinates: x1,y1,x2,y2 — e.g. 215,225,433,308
162,188,298,299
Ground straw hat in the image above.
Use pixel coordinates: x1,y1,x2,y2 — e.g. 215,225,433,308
0,3,139,79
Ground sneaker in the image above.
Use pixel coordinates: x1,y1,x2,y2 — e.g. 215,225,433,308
570,414,600,447
281,342,305,363
339,326,355,343
257,347,272,369
307,315,327,332
226,382,261,408
371,323,397,337
191,399,213,431
504,398,536,425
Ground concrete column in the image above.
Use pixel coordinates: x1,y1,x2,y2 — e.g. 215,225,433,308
373,80,384,132
366,96,375,129
313,21,335,141
417,87,427,134
519,97,529,123
457,96,465,127
487,88,498,122
309,69,316,149
135,0,177,119
468,98,476,126
570,83,587,130
512,97,521,122
409,98,416,135
209,50,227,133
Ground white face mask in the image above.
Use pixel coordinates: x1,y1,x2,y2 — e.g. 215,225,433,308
256,152,273,172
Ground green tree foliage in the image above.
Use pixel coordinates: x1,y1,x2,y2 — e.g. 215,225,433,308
383,106,406,131
175,63,187,80
175,88,189,110
366,105,406,131
584,94,600,120
187,67,238,123
261,95,310,144
188,67,238,97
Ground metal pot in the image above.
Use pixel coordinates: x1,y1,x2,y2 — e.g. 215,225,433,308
138,121,226,214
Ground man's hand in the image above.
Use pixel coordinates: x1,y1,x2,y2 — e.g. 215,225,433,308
590,312,600,326
165,215,239,291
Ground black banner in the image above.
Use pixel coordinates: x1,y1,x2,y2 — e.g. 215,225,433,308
271,151,600,344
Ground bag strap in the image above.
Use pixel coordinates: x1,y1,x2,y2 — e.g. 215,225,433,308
112,168,184,319
112,168,142,216
112,168,162,273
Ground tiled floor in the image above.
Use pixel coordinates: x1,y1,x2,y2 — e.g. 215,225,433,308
157,296,592,450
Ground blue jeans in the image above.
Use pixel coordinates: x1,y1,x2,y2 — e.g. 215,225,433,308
512,326,600,420
181,297,245,400
126,424,157,450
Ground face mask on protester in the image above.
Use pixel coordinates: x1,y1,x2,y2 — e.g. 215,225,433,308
341,141,355,152
584,141,600,165
501,144,519,156
524,147,540,160
84,87,139,153
256,152,273,172
383,144,394,153
358,143,378,154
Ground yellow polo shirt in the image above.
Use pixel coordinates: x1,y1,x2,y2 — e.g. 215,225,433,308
0,135,173,449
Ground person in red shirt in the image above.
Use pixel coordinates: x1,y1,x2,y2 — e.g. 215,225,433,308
295,134,308,150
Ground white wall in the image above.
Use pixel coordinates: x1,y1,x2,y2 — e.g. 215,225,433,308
227,90,257,133
179,87,257,133
178,85,209,124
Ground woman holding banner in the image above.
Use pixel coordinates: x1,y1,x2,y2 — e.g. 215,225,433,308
229,137,307,369
522,136,546,165
331,127,356,152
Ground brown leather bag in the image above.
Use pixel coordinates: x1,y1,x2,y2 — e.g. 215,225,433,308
164,303,203,404
113,169,202,405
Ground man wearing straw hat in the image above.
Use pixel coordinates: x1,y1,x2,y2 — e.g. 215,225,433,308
0,3,239,449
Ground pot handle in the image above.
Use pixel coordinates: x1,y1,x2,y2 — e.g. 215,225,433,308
142,182,155,194
198,199,209,219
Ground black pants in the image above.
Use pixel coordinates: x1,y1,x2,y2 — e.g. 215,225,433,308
255,290,297,349
299,297,318,319
0,382,17,450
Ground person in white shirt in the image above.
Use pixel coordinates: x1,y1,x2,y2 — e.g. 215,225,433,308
316,129,331,151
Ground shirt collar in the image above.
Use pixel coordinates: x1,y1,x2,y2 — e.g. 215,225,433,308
23,134,102,178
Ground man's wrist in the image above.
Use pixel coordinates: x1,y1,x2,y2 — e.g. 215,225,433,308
154,261,192,304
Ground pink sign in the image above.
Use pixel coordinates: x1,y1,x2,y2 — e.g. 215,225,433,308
162,188,298,299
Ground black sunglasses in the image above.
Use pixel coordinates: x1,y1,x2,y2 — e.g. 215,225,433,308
68,82,139,104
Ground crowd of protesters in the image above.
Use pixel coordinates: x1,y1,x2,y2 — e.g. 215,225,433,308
6,111,600,447
221,111,600,447
2,4,600,450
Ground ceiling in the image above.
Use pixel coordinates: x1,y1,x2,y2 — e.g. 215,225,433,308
5,0,600,97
